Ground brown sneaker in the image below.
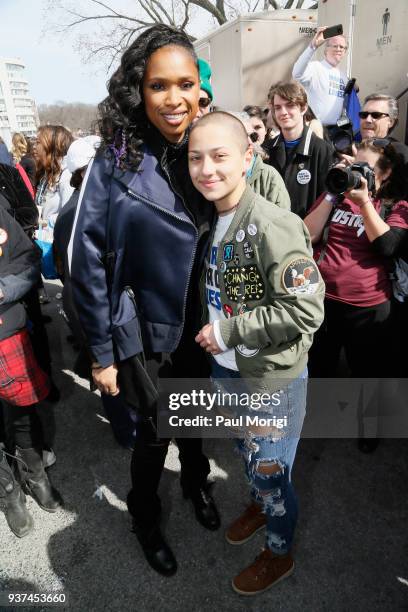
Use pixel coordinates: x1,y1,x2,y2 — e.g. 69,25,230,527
225,502,266,545
232,549,294,595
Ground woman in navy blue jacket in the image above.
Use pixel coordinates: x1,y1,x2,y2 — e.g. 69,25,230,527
70,25,219,576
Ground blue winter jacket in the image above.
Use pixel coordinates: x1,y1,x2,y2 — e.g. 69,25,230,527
70,143,211,368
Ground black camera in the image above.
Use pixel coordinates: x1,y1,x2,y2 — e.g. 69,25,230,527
326,162,376,195
329,78,358,156
331,127,354,156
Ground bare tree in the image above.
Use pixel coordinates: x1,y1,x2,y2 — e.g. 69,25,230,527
45,0,317,70
38,102,98,132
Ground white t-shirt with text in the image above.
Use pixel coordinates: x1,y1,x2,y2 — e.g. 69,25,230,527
205,211,238,371
292,45,347,126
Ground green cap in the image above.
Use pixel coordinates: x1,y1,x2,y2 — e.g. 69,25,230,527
198,58,213,101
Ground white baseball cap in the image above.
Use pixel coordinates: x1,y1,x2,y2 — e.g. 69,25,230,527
66,137,100,173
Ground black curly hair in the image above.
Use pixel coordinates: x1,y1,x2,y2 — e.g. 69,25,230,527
98,24,198,170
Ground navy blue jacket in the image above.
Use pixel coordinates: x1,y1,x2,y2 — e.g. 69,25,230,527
70,140,212,368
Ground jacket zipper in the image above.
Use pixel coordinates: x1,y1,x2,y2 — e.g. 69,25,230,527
127,188,198,342
127,188,195,227
160,152,201,334
124,285,145,356
124,285,138,315
161,149,196,224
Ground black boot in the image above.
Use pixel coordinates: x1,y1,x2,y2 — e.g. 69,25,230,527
132,520,177,577
183,484,221,531
0,450,33,537
16,447,62,512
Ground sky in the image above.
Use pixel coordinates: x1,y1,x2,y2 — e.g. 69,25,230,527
1,0,314,106
1,0,110,105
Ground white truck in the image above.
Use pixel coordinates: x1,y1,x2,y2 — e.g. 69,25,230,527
194,9,317,111
317,0,407,144
194,0,408,143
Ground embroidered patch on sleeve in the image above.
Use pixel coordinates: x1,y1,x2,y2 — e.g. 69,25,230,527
282,258,320,295
236,344,260,358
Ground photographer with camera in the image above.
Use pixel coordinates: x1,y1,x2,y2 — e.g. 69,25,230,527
304,139,408,388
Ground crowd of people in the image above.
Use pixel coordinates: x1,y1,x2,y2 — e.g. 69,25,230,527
0,22,407,597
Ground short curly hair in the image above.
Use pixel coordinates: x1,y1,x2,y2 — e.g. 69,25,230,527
98,24,198,170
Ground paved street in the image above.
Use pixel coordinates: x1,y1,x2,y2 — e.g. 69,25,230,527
1,281,407,611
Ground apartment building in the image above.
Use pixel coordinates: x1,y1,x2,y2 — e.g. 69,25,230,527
0,57,38,145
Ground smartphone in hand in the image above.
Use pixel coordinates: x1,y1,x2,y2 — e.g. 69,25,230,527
323,24,343,39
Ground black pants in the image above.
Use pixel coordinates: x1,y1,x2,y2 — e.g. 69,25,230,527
308,298,392,378
127,421,210,527
126,336,211,529
1,401,45,449
24,288,55,449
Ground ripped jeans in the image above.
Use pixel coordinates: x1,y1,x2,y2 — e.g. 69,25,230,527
211,360,308,555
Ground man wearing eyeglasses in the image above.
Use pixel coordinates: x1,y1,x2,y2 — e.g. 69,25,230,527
359,94,399,140
195,58,213,121
341,94,408,165
292,26,348,128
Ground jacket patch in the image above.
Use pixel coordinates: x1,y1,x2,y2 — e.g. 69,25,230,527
282,258,320,294
297,169,311,185
236,344,260,358
223,303,233,318
236,229,245,242
224,265,265,302
223,244,234,261
238,303,248,315
0,229,8,245
243,241,254,259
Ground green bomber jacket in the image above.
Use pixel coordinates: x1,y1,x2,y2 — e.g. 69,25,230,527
247,154,290,211
202,184,325,388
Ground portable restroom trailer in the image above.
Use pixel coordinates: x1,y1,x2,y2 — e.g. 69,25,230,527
194,9,317,111
317,0,408,144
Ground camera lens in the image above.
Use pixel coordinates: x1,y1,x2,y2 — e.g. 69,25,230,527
326,167,362,194
326,167,350,194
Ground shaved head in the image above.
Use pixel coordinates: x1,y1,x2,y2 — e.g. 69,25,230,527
188,110,253,210
190,110,249,152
